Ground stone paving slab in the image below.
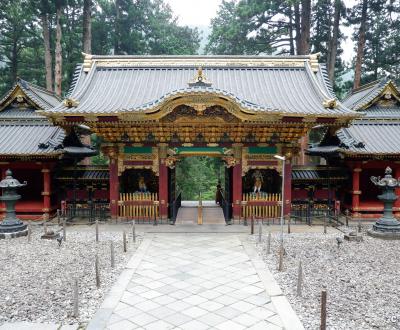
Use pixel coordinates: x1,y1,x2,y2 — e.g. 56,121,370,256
88,233,304,330
0,323,79,330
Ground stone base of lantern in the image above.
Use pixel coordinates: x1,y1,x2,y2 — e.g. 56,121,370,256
367,219,400,240
0,222,28,239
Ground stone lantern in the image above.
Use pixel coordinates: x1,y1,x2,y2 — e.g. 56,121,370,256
0,169,28,238
368,167,400,239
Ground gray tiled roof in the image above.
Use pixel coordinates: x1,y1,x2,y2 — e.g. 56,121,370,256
292,166,348,181
0,108,46,120
342,78,395,111
362,106,400,118
335,78,400,155
0,124,65,156
0,78,61,111
0,80,65,156
336,123,400,155
57,166,109,181
49,55,356,117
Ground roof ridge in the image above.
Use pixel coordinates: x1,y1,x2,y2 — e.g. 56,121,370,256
17,78,60,100
351,78,383,94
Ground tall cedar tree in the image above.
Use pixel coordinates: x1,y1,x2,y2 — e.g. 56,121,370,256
83,0,92,54
54,0,63,96
353,0,367,89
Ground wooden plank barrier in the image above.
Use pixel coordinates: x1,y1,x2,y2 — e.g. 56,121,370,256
118,192,159,221
242,193,281,220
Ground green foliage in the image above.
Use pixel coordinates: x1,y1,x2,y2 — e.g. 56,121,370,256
176,157,223,200
0,0,200,97
206,0,293,55
347,0,400,84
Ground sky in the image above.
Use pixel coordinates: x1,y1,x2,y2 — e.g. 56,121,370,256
165,0,222,26
165,0,354,62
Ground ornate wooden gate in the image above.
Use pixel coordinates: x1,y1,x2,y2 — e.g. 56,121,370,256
118,192,159,221
241,193,281,220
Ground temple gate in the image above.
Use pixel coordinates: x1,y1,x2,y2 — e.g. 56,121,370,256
45,54,358,223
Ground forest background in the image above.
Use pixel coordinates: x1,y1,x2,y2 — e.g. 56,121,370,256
0,0,399,199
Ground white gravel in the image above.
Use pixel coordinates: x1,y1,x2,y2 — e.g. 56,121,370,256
0,226,141,327
252,227,400,330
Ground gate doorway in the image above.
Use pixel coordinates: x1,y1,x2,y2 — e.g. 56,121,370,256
172,156,231,224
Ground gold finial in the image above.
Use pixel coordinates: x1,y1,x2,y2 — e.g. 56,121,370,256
189,66,211,87
197,67,204,82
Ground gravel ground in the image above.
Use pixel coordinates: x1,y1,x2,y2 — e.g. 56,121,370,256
0,225,141,327
251,226,400,330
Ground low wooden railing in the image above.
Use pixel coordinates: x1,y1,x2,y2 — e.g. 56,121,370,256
241,193,281,220
118,192,159,221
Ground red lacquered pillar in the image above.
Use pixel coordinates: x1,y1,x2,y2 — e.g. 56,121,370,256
352,167,362,215
42,167,51,219
109,157,119,219
232,162,243,219
283,162,292,216
158,159,169,219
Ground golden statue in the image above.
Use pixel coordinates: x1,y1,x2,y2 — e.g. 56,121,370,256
138,176,147,192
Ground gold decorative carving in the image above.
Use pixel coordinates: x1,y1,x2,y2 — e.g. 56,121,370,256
222,156,238,168
165,156,179,169
63,98,79,108
323,98,337,109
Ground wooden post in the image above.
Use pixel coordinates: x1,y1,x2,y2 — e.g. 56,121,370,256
27,221,31,242
278,242,284,271
73,278,79,318
251,215,254,235
267,231,271,254
43,222,47,234
287,216,291,234
57,209,60,224
197,195,203,225
123,231,127,252
320,290,327,330
324,214,327,234
95,219,99,242
345,209,349,227
132,220,136,244
95,254,100,288
358,218,362,233
63,216,66,241
297,260,303,297
258,221,262,243
110,241,115,268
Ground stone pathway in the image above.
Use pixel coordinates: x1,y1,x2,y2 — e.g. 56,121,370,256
176,205,226,225
88,234,303,330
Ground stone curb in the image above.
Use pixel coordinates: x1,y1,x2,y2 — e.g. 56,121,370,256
86,235,153,330
241,238,305,330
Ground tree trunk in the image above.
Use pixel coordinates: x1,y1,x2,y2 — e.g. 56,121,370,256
298,0,311,55
327,0,341,83
353,0,367,90
294,3,301,53
288,6,295,55
11,38,18,83
114,0,121,54
54,3,63,96
83,0,92,54
41,13,53,92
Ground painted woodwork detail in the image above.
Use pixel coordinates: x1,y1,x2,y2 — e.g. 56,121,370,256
242,148,280,176
162,105,239,123
117,147,159,176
